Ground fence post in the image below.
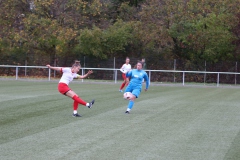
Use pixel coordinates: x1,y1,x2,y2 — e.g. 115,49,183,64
182,71,185,86
204,61,206,85
149,71,151,85
174,59,176,83
235,62,237,85
16,67,18,80
48,68,51,81
25,60,27,76
217,73,219,87
115,69,117,84
114,57,115,82
82,68,84,82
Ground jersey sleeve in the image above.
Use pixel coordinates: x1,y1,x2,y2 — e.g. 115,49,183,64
126,70,132,78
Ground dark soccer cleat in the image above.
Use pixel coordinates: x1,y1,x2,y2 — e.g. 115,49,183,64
88,99,95,108
125,111,130,114
72,113,81,117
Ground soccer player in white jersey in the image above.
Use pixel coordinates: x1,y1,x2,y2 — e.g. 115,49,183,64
119,57,131,92
124,61,149,114
46,61,94,117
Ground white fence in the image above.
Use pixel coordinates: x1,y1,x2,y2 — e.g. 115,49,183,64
1,65,240,87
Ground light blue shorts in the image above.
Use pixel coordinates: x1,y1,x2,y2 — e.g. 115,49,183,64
125,84,141,98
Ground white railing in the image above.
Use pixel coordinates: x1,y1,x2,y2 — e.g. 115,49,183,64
0,65,240,87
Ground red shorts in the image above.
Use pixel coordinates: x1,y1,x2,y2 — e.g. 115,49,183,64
58,83,71,95
122,73,127,80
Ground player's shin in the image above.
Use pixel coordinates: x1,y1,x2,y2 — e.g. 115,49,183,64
127,100,134,110
72,95,87,106
73,101,78,114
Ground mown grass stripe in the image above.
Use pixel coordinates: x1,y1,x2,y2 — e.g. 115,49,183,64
1,80,240,160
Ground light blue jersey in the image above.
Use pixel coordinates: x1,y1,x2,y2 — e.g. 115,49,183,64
125,69,149,98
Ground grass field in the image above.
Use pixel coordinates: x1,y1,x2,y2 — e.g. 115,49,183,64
1,80,240,160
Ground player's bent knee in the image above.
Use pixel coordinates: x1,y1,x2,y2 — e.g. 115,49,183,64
123,92,135,100
66,91,77,98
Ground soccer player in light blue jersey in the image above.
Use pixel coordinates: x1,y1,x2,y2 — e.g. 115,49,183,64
124,61,149,114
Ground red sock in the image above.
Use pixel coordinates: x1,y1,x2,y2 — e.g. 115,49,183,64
72,95,87,106
73,101,78,110
120,82,126,90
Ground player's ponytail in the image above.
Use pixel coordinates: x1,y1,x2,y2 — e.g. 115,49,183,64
72,60,81,68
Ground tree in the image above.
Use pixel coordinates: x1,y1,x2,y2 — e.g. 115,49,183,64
167,0,239,62
0,0,30,64
131,0,174,60
1,0,111,65
76,20,134,58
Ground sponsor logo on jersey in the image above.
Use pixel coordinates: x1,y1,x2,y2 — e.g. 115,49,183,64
134,75,139,78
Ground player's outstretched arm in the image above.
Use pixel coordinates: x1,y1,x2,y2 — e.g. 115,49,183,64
77,70,93,79
144,73,149,91
46,65,62,71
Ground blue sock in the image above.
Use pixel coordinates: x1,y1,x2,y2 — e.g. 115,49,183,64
128,100,134,110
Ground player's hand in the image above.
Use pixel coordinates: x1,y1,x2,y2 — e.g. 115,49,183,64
46,64,51,68
87,70,93,75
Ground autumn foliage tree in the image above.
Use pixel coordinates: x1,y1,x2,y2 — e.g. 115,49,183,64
0,0,239,69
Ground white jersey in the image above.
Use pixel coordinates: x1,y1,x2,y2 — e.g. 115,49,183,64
59,68,79,85
120,64,131,74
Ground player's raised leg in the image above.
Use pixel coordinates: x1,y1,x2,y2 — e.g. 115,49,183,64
125,89,140,114
65,90,95,117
